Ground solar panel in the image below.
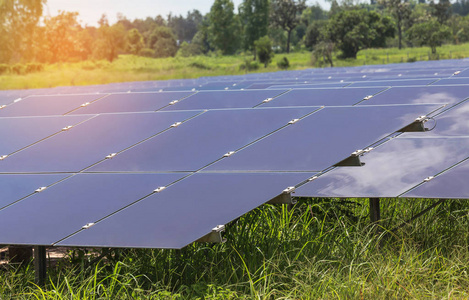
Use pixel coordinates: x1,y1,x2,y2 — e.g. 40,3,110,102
87,107,320,172
358,86,469,106
401,159,469,199
0,115,92,156
0,173,187,245
294,137,469,198
0,174,68,208
206,105,443,172
160,90,288,111
56,172,315,249
0,111,201,173
347,78,437,87
69,91,195,114
259,87,385,107
432,78,469,85
0,94,105,117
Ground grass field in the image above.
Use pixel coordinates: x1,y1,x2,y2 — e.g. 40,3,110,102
2,198,469,299
1,42,469,91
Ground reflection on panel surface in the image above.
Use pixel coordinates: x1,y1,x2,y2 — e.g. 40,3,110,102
359,86,469,106
206,105,442,172
88,107,319,172
295,137,469,198
401,159,469,199
0,173,187,245
57,172,315,249
0,111,201,173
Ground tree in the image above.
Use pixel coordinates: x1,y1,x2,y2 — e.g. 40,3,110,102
43,11,81,62
148,26,178,57
93,22,126,62
304,20,327,50
208,0,241,55
239,0,269,53
270,0,306,53
0,0,44,63
127,28,144,55
380,0,412,49
453,0,469,16
407,19,451,54
254,36,274,67
325,9,395,58
430,0,452,24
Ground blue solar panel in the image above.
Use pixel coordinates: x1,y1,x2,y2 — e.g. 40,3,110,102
401,159,469,199
347,78,437,87
0,174,68,208
432,78,469,85
0,173,187,245
358,86,469,106
259,87,385,107
87,107,320,172
0,94,105,117
0,111,201,173
160,90,288,111
295,137,469,198
69,92,195,114
205,105,443,172
0,115,92,156
56,172,315,248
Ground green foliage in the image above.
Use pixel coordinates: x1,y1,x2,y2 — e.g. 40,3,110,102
25,63,43,73
270,0,307,53
126,28,144,55
93,23,127,62
407,19,452,53
177,41,202,57
208,0,241,55
304,20,327,50
239,58,260,71
11,64,24,75
277,56,290,69
239,0,269,51
326,9,395,58
148,26,178,58
254,36,274,67
379,0,412,49
312,41,335,67
0,64,10,74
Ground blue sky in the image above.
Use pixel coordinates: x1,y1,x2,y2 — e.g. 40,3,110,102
44,0,330,26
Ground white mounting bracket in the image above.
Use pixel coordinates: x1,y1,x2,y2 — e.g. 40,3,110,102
268,186,297,205
0,105,6,109
82,222,95,229
105,153,117,159
35,187,47,193
196,225,226,243
263,98,273,103
153,186,166,193
170,122,182,128
169,100,179,105
335,148,373,167
62,125,73,131
223,151,236,157
398,115,430,132
80,102,91,107
0,155,8,160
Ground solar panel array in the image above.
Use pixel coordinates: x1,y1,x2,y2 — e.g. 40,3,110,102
2,59,469,249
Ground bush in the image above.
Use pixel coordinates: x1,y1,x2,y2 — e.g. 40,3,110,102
11,64,24,75
239,59,259,71
277,57,290,70
0,64,10,74
254,36,274,67
25,63,44,73
189,61,211,70
139,48,155,57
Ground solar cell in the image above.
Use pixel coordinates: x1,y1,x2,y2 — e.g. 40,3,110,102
57,172,315,249
431,78,469,85
358,86,469,106
0,111,201,173
294,137,469,198
87,107,320,172
69,92,194,114
401,159,469,199
259,87,386,107
205,104,443,172
0,173,187,245
347,78,437,87
0,174,68,208
0,94,105,117
160,90,288,111
0,115,93,156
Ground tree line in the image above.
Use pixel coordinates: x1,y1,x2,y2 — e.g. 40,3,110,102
0,0,469,67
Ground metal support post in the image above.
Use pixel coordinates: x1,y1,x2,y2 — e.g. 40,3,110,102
369,198,381,231
34,246,47,287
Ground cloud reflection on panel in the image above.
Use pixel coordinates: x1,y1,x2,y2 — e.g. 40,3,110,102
403,100,469,137
294,137,469,198
359,86,469,106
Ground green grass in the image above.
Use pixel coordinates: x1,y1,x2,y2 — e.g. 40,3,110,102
1,42,469,91
2,198,469,299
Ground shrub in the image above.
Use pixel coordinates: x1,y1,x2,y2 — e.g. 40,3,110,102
239,59,259,71
0,64,10,74
11,64,24,75
254,36,274,67
277,57,290,70
189,61,211,70
139,48,155,57
25,63,44,73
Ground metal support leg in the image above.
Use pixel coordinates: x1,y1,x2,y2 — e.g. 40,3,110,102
369,198,381,235
34,246,47,287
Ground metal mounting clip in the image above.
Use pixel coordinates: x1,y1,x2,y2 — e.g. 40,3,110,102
82,223,95,229
288,119,300,125
268,186,297,205
454,71,461,75
170,122,182,128
0,155,8,160
0,105,6,109
169,100,179,105
363,95,373,101
153,186,166,193
335,148,370,167
62,125,73,131
80,102,91,107
398,115,430,132
424,176,434,182
263,98,273,103
196,225,226,243
105,153,117,159
35,187,47,193
223,151,236,157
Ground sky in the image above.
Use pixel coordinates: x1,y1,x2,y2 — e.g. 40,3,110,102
44,0,331,26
